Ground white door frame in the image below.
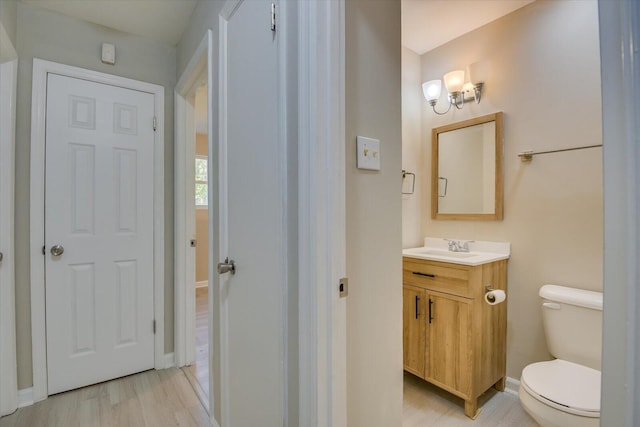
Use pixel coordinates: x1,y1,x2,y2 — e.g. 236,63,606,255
0,21,18,417
29,59,165,402
599,0,640,426
174,30,212,370
297,1,347,425
175,25,219,425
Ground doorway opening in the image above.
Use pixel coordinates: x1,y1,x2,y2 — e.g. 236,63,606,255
182,84,211,407
399,1,602,425
173,29,214,416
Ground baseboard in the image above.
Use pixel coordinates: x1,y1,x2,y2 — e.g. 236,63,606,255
162,352,175,369
15,357,178,410
504,376,520,396
17,387,34,408
196,280,208,289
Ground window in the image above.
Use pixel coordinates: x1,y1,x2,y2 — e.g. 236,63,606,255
195,156,208,208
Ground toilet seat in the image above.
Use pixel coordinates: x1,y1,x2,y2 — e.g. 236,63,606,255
520,359,600,418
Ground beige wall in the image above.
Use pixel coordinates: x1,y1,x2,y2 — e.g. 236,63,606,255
401,46,423,248
346,1,403,426
14,2,177,389
195,134,208,283
402,0,603,379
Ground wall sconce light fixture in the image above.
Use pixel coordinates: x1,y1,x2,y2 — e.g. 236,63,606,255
422,62,487,115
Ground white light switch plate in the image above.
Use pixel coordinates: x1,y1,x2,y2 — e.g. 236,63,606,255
101,43,116,65
356,136,381,170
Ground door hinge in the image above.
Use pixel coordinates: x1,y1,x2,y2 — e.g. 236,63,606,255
42,245,46,255
271,3,276,32
153,320,156,334
153,116,157,131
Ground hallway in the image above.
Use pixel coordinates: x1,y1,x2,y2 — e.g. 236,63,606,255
0,369,208,427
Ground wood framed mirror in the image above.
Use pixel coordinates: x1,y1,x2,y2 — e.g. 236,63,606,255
431,112,503,220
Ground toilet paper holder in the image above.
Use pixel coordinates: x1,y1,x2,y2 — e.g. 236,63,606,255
484,285,506,305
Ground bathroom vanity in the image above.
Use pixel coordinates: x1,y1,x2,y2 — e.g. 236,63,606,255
402,238,509,419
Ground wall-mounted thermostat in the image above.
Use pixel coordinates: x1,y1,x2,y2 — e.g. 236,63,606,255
356,136,381,171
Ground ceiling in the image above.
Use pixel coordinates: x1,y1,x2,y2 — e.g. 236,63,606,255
23,0,536,137
22,0,198,46
22,0,534,54
402,0,535,55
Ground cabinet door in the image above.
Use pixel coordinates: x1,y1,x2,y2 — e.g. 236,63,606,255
403,286,426,377
425,291,472,397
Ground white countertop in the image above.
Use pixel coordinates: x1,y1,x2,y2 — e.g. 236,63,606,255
403,237,510,266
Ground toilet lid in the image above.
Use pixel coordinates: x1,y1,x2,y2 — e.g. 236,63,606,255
521,359,601,414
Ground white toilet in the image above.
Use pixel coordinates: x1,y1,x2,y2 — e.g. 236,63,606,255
518,284,602,427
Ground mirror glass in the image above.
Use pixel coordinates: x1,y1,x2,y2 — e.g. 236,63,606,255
431,112,503,220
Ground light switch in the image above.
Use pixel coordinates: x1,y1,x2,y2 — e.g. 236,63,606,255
101,43,116,65
356,136,381,170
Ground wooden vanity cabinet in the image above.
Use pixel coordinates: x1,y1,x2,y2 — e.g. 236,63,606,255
402,256,508,419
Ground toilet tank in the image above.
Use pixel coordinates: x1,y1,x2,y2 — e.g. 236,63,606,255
539,284,603,371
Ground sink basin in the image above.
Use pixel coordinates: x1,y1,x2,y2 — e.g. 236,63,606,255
414,249,476,259
403,238,510,266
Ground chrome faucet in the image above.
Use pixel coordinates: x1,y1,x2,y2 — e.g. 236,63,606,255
447,239,460,252
445,239,474,253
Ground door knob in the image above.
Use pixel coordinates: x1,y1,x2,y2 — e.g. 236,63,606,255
50,245,64,257
0,252,3,262
217,258,236,275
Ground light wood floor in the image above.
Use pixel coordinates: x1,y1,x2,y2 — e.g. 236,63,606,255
0,369,209,427
1,288,538,427
403,372,537,426
181,287,210,410
0,369,538,427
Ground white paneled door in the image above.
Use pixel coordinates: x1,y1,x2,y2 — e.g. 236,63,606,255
215,1,285,425
45,74,155,395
